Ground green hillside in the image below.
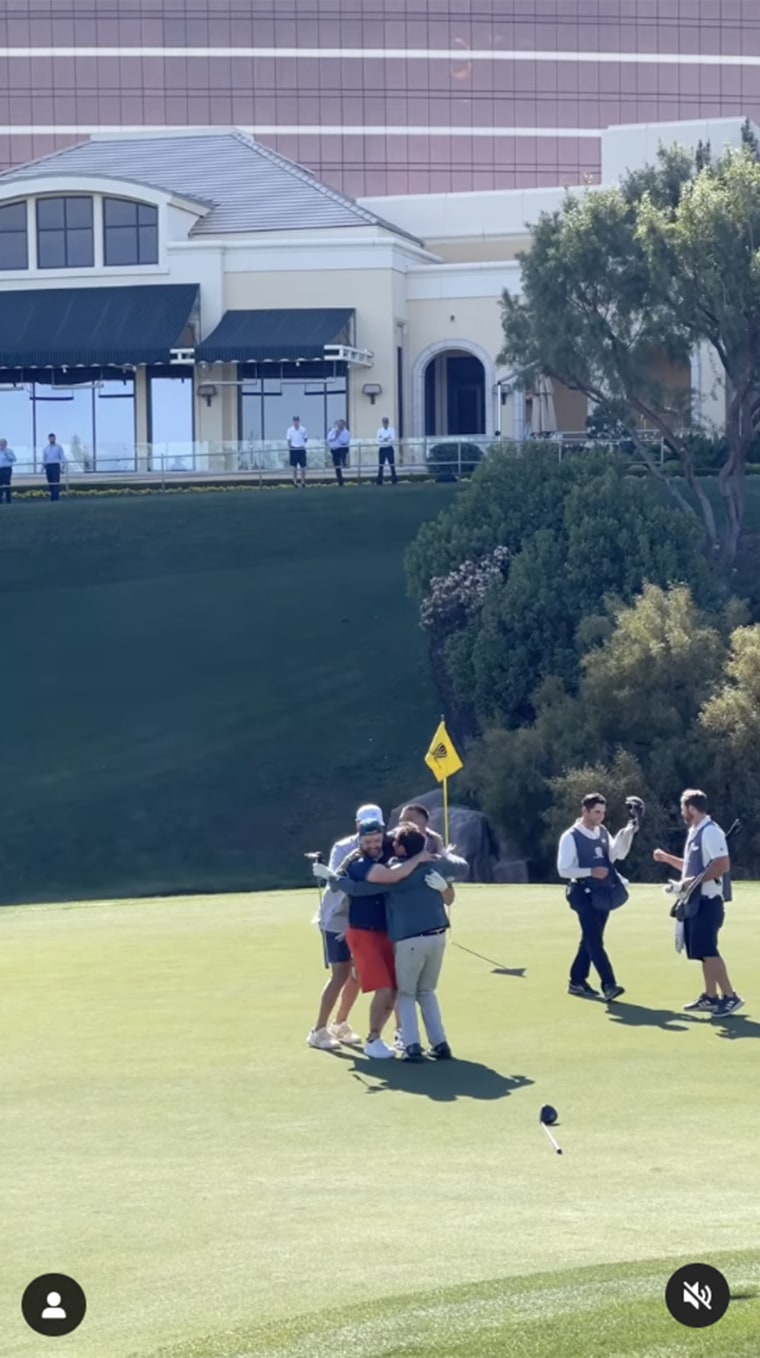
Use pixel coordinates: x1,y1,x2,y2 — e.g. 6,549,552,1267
0,486,458,905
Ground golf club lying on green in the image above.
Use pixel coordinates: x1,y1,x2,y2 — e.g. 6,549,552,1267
540,1104,563,1154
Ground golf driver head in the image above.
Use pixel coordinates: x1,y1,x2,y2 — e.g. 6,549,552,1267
540,1104,558,1126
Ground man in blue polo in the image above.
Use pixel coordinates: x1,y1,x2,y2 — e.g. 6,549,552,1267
557,792,637,1003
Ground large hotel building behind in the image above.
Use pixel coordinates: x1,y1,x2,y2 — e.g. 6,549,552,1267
0,3,750,464
1,2,758,196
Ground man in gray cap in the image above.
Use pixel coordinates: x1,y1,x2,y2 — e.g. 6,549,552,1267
307,803,385,1051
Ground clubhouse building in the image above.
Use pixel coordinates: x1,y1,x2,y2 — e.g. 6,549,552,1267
0,116,748,475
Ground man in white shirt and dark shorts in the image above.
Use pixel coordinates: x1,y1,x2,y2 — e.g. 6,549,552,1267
654,788,744,1016
286,416,308,488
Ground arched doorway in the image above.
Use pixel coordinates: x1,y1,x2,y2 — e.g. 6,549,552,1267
412,340,496,437
423,349,485,436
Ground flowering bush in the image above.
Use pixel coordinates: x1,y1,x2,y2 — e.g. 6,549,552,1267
420,545,510,634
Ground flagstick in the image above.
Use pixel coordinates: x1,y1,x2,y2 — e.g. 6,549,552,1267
442,774,452,937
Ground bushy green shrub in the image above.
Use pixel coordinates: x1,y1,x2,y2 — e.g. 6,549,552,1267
427,441,483,479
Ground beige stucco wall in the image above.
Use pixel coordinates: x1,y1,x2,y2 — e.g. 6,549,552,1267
220,268,400,439
425,236,532,264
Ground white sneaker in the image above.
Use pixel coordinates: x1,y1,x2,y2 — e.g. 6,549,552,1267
393,1029,406,1052
307,1027,341,1050
363,1037,396,1059
329,1022,363,1046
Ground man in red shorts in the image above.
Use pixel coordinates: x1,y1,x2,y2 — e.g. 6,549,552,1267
318,815,434,1058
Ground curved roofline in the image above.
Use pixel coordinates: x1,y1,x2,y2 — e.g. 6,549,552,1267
0,170,213,215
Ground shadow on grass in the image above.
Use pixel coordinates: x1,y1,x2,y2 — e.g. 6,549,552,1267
712,1014,760,1041
451,942,526,978
604,1001,698,1033
343,1054,534,1103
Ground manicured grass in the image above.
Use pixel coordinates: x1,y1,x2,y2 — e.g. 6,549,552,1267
1,886,757,1356
0,485,457,904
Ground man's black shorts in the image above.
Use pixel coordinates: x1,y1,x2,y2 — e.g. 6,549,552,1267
684,895,724,960
289,448,306,468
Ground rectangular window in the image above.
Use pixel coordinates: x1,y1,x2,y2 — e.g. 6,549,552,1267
0,201,28,270
104,198,159,266
37,196,94,269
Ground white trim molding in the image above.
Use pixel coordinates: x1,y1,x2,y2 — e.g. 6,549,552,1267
411,336,497,438
0,48,759,68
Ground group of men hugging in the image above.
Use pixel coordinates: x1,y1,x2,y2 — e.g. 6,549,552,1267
308,803,468,1062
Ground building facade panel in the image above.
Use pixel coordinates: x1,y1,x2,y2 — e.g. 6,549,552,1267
2,3,760,192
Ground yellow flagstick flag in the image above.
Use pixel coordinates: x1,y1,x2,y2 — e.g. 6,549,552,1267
424,718,463,844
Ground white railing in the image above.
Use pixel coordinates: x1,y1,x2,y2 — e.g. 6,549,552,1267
8,432,668,489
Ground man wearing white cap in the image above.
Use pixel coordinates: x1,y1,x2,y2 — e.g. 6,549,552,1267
307,803,385,1051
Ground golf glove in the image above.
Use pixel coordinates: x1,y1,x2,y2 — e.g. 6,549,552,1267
312,862,331,882
425,870,450,893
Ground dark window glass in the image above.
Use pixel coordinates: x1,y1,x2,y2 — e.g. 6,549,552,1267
65,196,93,229
138,224,158,261
37,230,66,269
104,198,135,227
66,229,94,268
37,197,94,268
0,200,28,269
103,198,158,266
36,197,65,230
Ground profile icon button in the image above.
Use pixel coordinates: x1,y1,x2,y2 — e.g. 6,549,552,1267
22,1273,87,1336
665,1262,730,1327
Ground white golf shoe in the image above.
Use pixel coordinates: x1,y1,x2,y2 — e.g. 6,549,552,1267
328,1022,363,1046
307,1027,341,1050
363,1037,396,1059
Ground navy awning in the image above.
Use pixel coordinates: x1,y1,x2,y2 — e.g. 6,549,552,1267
196,308,353,363
0,284,199,368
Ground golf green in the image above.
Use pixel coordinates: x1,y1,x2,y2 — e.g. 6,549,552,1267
1,886,757,1357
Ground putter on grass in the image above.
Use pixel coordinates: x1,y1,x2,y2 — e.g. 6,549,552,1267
540,1104,563,1155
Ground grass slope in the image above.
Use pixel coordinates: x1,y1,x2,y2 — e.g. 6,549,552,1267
0,487,456,904
1,885,757,1357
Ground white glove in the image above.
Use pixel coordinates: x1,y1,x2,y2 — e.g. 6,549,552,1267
425,870,449,893
312,863,331,882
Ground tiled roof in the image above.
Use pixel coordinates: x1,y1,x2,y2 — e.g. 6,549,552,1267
0,131,419,240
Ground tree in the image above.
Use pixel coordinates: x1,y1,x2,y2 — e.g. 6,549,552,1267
463,585,733,877
700,625,760,872
407,446,718,729
500,144,760,565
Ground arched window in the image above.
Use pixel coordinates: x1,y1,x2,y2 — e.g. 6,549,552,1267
0,202,28,270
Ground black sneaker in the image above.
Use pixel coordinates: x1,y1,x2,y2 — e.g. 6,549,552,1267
714,995,745,1017
683,993,721,1013
430,1041,452,1060
402,1043,424,1062
568,982,601,999
603,984,626,1002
